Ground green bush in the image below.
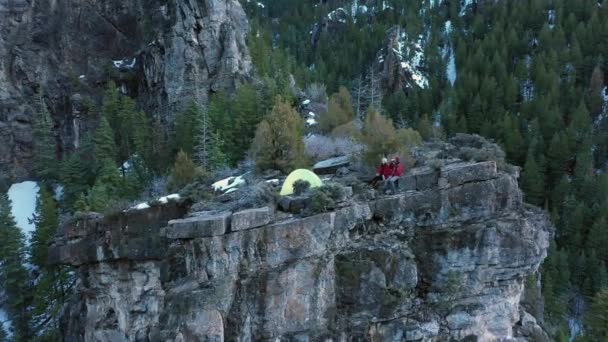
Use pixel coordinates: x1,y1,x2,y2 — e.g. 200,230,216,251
293,179,311,195
309,184,345,214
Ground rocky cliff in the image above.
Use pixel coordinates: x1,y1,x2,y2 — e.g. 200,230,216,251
0,0,251,182
49,139,553,341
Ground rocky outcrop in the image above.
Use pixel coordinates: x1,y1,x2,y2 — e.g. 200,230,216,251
0,0,251,182
50,141,553,341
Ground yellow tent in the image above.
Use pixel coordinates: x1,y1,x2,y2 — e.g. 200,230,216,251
280,169,323,196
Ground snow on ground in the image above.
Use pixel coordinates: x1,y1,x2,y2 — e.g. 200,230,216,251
459,0,474,16
306,111,318,126
212,174,246,193
548,9,556,28
7,181,40,239
395,32,428,88
446,52,457,86
112,58,137,69
129,194,181,211
444,21,457,86
158,194,180,204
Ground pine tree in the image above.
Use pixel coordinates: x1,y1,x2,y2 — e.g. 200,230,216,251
61,149,95,209
168,150,198,191
232,84,264,164
521,150,545,206
586,289,608,340
133,110,154,173
32,92,58,181
251,97,306,173
29,188,69,339
588,218,608,263
173,101,201,157
320,86,355,133
547,132,571,188
194,108,225,172
573,138,594,196
417,114,434,141
94,116,118,163
360,109,410,166
30,188,58,268
587,65,605,116
0,193,32,340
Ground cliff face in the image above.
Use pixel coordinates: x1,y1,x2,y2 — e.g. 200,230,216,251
49,141,553,341
0,0,251,182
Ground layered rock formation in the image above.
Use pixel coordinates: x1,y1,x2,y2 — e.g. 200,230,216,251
0,0,251,182
50,140,553,341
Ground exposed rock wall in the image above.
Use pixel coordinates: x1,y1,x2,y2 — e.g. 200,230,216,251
50,154,553,341
0,0,251,182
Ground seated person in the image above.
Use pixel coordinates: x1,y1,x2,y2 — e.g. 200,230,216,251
386,157,404,193
370,157,391,188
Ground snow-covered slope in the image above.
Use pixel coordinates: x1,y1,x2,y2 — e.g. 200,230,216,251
376,26,429,91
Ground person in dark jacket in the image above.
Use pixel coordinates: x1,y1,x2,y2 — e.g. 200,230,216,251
387,157,404,193
370,157,391,188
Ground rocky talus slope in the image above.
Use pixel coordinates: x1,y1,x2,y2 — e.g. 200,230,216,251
0,0,251,182
49,141,553,341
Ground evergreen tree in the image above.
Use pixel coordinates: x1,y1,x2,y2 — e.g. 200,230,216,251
29,188,70,339
360,109,420,166
417,114,435,141
0,193,32,340
521,150,545,206
251,97,306,173
172,101,201,157
589,218,608,263
168,150,198,191
94,116,118,163
194,108,226,173
587,65,605,116
30,188,58,268
320,86,355,133
61,147,95,210
32,92,58,181
231,84,265,164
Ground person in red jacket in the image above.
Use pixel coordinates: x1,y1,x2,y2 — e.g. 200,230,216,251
370,157,391,188
387,156,404,193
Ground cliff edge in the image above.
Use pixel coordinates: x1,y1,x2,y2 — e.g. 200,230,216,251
49,137,553,341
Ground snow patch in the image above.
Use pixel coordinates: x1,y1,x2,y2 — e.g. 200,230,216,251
395,33,428,88
112,58,137,70
266,179,280,186
548,9,556,29
446,51,457,86
158,194,180,204
128,194,180,211
212,175,246,193
8,181,40,239
459,0,474,16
